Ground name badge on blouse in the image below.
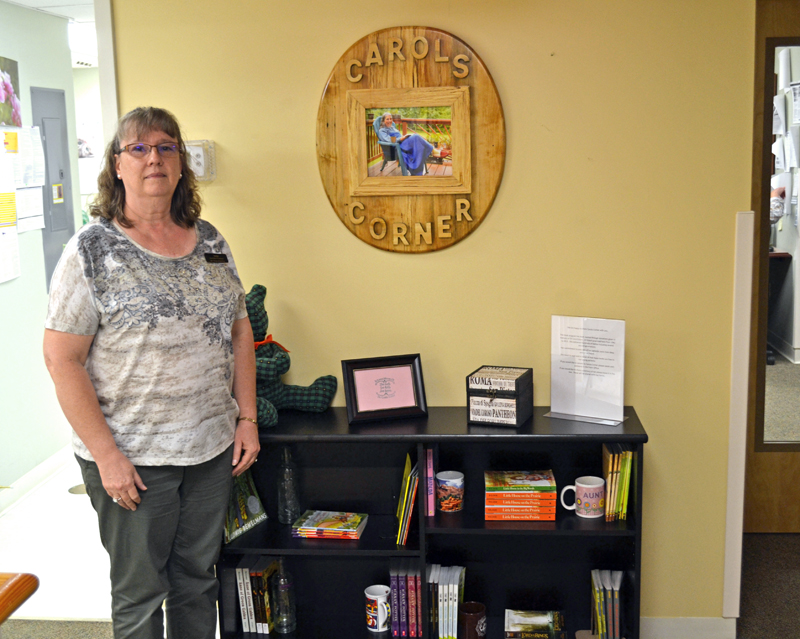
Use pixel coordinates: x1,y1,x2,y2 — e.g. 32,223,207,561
204,253,228,263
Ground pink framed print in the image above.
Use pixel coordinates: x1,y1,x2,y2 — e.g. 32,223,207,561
342,354,427,424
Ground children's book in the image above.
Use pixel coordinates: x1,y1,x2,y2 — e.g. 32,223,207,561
601,570,614,639
437,566,449,639
408,559,418,637
236,555,258,634
610,570,623,639
416,564,422,636
425,445,439,516
453,566,466,639
504,609,567,639
429,564,441,638
399,559,408,637
390,560,401,637
251,556,279,634
399,465,419,545
484,470,557,492
225,471,268,543
291,510,368,538
235,556,253,633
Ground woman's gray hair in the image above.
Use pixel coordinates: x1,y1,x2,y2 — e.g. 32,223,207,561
379,112,394,128
89,106,201,228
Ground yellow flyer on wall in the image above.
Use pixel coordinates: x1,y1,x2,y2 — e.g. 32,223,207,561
549,315,625,425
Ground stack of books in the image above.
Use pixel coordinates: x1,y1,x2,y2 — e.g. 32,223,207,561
389,558,423,637
290,510,368,539
484,470,557,521
235,555,280,635
602,444,635,521
396,454,420,545
590,569,623,639
424,563,466,639
504,609,567,639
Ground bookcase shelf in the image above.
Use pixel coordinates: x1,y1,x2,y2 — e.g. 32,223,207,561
225,514,420,556
217,406,647,639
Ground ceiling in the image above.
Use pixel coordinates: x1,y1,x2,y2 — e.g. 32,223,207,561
6,0,94,21
6,0,97,66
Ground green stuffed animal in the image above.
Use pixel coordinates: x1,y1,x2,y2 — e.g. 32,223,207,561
245,284,337,427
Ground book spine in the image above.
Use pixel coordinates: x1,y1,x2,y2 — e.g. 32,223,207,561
251,570,263,634
437,569,445,639
426,447,435,516
390,566,400,637
448,571,456,639
484,505,556,514
485,495,556,505
416,568,422,637
399,568,408,637
236,568,250,633
408,568,417,637
243,569,256,634
485,487,557,493
484,513,556,520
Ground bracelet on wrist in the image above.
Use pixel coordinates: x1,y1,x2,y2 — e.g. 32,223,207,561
237,416,258,426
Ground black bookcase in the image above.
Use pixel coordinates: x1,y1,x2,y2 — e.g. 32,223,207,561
217,406,647,639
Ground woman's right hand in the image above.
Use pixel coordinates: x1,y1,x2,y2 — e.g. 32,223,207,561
95,449,147,511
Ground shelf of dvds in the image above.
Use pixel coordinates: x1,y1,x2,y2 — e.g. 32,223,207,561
217,406,647,639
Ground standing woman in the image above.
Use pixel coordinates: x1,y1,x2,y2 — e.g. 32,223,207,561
43,107,259,639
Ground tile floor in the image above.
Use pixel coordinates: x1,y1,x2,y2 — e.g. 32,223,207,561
0,457,112,620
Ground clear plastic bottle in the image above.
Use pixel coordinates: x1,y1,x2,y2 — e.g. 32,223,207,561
271,557,297,633
277,446,301,524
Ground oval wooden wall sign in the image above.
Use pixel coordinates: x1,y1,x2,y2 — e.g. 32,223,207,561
317,26,505,253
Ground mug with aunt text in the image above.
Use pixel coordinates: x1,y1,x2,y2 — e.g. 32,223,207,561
560,476,605,518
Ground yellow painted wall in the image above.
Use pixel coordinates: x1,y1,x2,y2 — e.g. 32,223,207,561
112,0,755,619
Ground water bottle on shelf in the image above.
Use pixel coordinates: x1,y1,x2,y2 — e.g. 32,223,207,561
271,557,297,634
277,446,301,525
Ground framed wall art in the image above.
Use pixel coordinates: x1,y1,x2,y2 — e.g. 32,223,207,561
317,26,505,253
341,354,427,424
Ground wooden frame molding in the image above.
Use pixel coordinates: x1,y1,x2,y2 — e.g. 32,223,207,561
347,87,471,196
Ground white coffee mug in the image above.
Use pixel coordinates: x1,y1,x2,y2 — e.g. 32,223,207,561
365,584,391,632
560,476,605,518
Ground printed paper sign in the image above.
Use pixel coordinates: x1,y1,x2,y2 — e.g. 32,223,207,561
550,315,625,423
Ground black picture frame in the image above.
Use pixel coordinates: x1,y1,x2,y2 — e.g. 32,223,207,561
341,354,427,424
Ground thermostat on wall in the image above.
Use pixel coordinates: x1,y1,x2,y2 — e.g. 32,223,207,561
185,140,216,182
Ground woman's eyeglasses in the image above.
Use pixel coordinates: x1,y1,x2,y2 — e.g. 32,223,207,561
120,143,180,159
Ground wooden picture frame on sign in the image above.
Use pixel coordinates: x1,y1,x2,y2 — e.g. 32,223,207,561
317,26,505,253
347,87,471,196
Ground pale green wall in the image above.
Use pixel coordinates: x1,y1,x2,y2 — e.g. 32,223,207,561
0,1,80,485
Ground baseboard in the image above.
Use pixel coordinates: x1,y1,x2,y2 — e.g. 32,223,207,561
766,330,799,363
0,446,73,515
640,617,736,639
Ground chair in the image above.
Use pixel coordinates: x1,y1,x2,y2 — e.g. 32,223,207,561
373,117,409,176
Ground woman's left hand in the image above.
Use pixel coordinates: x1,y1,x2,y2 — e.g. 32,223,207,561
232,421,260,476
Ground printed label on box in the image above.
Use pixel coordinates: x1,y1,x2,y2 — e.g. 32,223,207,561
469,396,518,424
468,366,526,391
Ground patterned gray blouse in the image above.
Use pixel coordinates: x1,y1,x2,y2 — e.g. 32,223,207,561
46,217,248,466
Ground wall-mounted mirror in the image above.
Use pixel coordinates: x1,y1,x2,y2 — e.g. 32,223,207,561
756,38,800,451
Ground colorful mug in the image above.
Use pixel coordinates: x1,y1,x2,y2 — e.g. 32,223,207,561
560,476,605,518
365,584,391,632
436,471,465,512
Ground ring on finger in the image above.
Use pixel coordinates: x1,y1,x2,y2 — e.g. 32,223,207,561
112,497,119,503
